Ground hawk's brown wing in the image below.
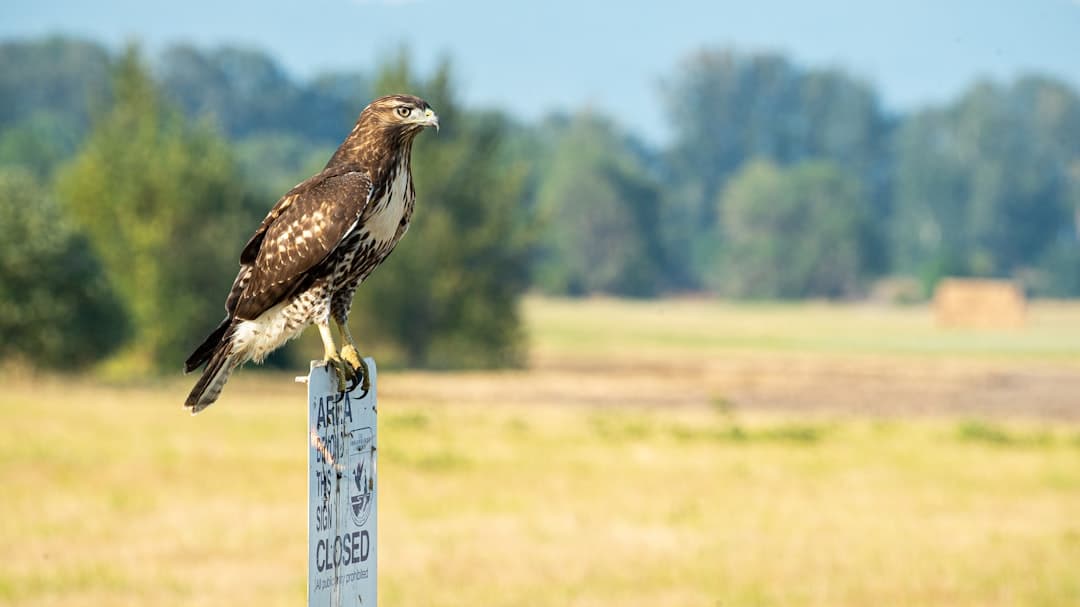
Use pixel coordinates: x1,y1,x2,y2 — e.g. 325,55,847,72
229,164,373,321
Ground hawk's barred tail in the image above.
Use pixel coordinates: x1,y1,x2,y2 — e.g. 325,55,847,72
185,342,237,413
185,317,231,373
184,322,238,413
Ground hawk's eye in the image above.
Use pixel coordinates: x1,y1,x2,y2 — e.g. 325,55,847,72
396,106,411,118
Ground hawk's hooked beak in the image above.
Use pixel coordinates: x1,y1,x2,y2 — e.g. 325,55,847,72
421,108,439,133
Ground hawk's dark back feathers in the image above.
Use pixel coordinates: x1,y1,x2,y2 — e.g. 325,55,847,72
228,164,373,321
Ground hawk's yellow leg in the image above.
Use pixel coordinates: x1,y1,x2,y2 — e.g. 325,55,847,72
336,320,371,396
318,322,350,392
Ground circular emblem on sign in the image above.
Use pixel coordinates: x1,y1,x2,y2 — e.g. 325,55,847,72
350,440,375,526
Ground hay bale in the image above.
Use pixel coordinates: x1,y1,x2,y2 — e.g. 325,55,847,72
933,278,1026,328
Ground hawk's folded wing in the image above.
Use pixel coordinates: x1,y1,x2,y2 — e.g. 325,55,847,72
228,164,373,321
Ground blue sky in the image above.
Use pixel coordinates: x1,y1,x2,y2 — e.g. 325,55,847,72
4,0,1080,142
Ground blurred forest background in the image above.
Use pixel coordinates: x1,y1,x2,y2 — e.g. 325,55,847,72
2,35,1079,373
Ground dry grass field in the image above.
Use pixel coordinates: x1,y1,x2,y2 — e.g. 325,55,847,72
2,297,1079,606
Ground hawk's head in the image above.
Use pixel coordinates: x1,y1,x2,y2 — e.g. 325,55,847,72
331,94,439,169
360,94,439,136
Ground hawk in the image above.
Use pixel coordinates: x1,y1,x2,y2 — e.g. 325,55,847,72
184,94,439,412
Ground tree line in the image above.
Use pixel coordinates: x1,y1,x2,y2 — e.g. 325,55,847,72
1,36,1078,372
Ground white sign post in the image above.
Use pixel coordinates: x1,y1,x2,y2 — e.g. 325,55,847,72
304,359,377,606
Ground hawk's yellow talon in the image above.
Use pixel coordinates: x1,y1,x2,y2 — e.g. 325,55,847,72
341,344,363,370
340,344,369,396
324,353,350,393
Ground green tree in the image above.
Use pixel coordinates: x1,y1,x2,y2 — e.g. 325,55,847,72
891,77,1080,292
0,36,111,133
0,110,87,179
158,44,371,143
344,53,532,368
531,113,667,296
233,133,334,201
0,168,127,368
716,160,870,298
662,49,891,286
56,46,256,371
0,37,113,178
